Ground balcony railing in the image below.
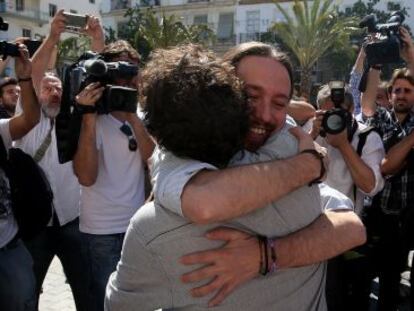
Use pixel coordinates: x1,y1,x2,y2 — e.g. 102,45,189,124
0,3,49,25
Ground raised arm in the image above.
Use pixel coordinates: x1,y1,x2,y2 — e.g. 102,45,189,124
84,15,105,53
31,10,66,94
360,68,380,117
400,27,414,74
9,45,40,140
73,82,104,186
349,48,365,115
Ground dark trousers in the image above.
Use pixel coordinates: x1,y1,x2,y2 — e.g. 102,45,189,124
24,217,89,311
377,214,407,311
326,251,372,311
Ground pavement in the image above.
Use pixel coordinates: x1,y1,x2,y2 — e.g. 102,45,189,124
38,254,413,311
38,257,76,311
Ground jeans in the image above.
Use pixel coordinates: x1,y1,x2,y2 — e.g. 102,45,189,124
0,239,36,311
24,218,88,311
81,232,125,311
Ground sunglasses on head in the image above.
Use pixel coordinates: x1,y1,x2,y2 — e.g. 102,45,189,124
120,123,138,152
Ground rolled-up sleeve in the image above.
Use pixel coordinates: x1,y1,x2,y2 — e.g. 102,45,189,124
150,148,217,216
359,131,385,197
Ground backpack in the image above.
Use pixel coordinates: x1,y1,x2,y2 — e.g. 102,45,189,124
0,137,53,241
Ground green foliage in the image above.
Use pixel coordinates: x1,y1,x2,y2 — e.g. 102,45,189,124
340,0,410,24
270,0,358,97
57,36,92,66
107,6,215,61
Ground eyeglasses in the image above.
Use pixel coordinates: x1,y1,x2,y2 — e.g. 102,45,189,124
119,123,138,152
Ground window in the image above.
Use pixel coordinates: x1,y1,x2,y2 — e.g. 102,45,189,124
49,4,57,17
217,13,234,40
246,10,260,34
194,15,208,25
22,28,31,38
16,0,24,11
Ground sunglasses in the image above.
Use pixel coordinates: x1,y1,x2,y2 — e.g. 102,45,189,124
120,123,138,152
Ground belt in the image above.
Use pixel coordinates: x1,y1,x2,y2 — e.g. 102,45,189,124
0,234,20,252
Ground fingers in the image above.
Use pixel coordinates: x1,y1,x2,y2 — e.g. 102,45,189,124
17,44,29,60
181,264,216,283
76,82,104,105
208,283,237,307
180,249,218,266
205,227,250,241
190,276,222,297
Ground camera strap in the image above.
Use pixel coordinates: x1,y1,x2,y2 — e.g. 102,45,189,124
347,119,358,143
352,125,377,201
33,118,54,163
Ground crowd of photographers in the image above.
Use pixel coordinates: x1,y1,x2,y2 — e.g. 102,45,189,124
0,8,414,311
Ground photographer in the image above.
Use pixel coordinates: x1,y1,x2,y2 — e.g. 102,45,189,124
359,26,414,311
13,10,106,311
310,83,385,310
73,40,154,311
0,44,40,311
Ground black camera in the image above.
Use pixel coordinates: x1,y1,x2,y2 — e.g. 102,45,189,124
69,53,139,114
359,11,405,66
56,52,139,163
0,17,9,31
321,81,352,136
0,40,42,59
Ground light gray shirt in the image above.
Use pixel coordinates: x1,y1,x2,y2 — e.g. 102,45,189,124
106,118,351,310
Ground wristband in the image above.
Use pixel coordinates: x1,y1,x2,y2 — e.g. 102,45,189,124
267,238,277,274
76,104,97,115
257,235,267,276
300,149,326,186
18,77,32,82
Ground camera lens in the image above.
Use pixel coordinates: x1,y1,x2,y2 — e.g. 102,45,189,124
326,114,345,131
322,109,347,135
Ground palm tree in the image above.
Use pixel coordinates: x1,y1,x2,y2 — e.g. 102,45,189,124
270,0,357,98
119,7,215,60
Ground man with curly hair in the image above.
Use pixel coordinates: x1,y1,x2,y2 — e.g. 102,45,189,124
105,44,364,310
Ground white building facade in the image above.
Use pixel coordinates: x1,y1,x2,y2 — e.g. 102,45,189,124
236,0,413,44
0,0,102,75
100,0,413,49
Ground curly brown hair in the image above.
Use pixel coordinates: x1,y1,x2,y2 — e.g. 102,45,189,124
141,44,250,168
101,40,141,63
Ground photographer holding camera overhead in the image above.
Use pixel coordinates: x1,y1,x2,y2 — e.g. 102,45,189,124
309,82,385,310
0,42,40,311
73,39,154,310
359,17,414,311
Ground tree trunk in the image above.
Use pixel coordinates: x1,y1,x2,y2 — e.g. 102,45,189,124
299,68,312,101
